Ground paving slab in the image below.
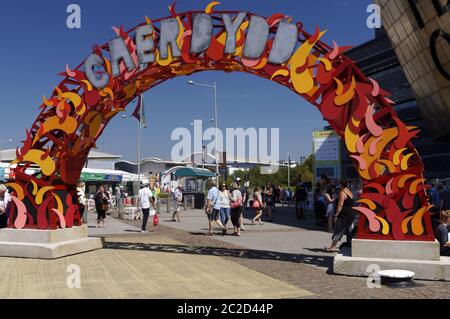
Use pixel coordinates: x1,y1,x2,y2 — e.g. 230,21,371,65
0,235,313,299
158,207,334,267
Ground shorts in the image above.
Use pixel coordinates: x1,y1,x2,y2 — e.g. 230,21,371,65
296,201,307,211
97,209,106,220
326,204,335,217
173,200,181,212
207,209,220,222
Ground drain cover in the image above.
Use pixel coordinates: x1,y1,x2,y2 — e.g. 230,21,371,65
377,270,415,288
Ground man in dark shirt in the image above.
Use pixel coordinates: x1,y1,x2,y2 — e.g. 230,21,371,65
236,178,247,231
294,180,309,220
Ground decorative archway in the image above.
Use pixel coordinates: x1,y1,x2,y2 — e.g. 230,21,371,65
7,3,433,241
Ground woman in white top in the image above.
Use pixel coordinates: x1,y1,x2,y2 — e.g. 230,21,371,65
218,183,231,235
0,184,11,229
77,182,87,223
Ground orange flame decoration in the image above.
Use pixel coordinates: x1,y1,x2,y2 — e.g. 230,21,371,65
8,4,432,241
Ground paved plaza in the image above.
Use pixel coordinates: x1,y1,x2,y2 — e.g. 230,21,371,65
1,206,449,299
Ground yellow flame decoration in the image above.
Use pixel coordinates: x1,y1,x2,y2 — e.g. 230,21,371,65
5,183,25,200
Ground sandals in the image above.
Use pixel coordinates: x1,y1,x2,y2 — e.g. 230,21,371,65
324,247,339,252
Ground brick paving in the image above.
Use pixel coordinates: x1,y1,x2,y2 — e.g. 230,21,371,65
115,209,450,299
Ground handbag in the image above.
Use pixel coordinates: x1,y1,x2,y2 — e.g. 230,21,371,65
230,198,242,209
252,198,261,210
153,213,159,226
149,208,156,217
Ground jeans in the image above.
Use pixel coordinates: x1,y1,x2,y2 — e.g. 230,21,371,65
142,208,150,231
220,207,231,226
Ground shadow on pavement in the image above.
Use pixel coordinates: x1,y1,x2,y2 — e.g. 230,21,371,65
242,207,329,232
103,241,334,270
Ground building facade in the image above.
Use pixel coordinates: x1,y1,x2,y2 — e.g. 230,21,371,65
375,0,450,140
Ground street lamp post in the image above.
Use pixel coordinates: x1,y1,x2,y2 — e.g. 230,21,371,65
190,119,215,170
187,80,220,186
121,97,143,203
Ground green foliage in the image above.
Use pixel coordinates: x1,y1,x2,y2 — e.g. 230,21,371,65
229,155,314,188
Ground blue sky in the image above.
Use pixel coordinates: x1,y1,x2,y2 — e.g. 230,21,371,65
0,0,374,162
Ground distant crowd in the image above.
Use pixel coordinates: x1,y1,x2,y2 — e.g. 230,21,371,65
1,175,450,256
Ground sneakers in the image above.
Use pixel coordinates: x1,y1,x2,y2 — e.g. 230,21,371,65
141,230,148,233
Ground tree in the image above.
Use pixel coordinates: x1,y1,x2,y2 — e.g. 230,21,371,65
229,154,314,189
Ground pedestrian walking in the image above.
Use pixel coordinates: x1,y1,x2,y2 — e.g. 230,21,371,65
294,179,308,220
219,183,231,235
139,179,156,233
172,186,183,222
230,183,243,236
264,183,276,222
77,181,87,223
205,181,226,236
325,180,356,252
236,177,247,231
94,186,109,228
251,186,264,225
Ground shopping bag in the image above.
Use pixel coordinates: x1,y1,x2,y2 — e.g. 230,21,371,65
153,213,159,226
149,209,156,217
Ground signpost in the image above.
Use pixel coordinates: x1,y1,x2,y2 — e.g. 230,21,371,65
312,130,341,184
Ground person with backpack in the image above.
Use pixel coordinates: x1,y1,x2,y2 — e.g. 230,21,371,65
294,179,308,220
171,187,183,222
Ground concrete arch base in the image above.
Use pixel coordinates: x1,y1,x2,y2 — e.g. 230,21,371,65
333,239,450,281
0,226,103,259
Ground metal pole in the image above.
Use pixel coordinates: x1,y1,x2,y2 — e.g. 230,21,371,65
214,82,219,186
288,152,291,189
137,93,142,209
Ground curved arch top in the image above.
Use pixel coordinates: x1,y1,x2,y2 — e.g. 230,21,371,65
8,3,432,241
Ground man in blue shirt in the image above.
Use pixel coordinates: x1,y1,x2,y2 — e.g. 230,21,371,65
205,181,226,236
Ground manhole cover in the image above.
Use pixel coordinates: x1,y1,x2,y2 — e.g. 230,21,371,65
377,270,415,288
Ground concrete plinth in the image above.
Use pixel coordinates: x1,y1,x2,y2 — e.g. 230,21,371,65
334,239,450,281
0,226,103,259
